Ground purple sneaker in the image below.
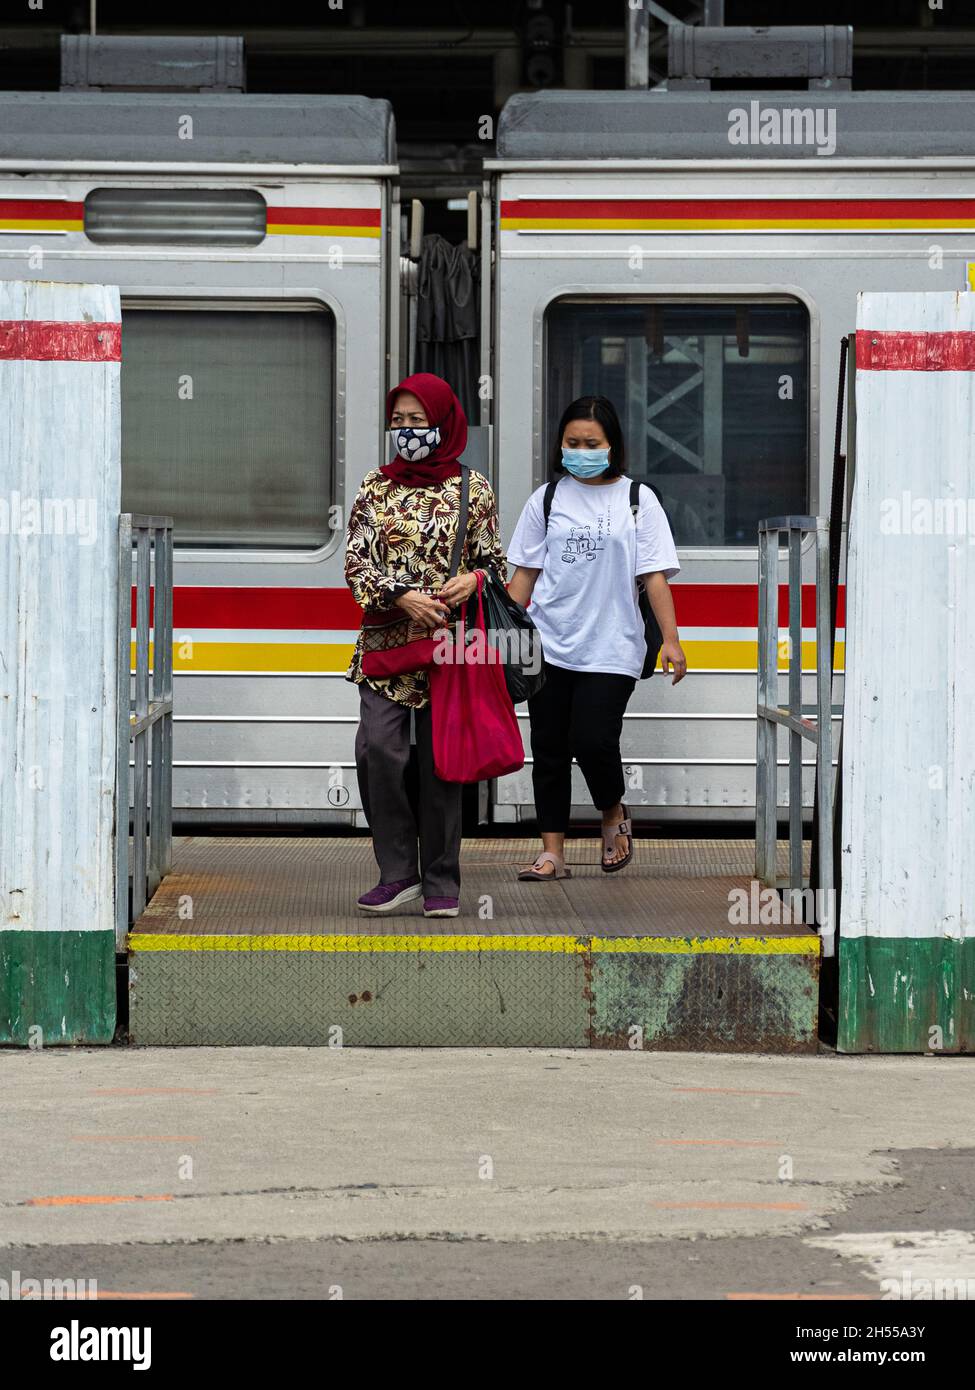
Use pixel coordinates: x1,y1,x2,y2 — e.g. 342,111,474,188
423,896,460,918
357,877,421,913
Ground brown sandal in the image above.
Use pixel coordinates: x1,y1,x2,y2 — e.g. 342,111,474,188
601,804,633,873
517,851,572,882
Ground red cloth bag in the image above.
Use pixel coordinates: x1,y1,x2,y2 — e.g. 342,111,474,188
428,574,525,783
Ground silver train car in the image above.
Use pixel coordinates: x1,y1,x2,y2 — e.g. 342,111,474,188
1,85,973,826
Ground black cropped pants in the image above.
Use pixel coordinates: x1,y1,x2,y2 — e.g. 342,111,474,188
527,660,636,834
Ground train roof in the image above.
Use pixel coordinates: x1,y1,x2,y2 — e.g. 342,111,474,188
494,89,975,162
0,92,396,167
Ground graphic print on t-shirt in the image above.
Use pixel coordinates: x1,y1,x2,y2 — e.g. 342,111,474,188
561,523,600,562
560,505,611,563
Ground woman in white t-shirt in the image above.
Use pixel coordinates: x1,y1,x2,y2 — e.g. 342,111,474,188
507,396,687,878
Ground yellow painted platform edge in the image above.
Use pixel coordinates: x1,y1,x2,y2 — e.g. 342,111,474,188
128,933,819,955
591,936,820,955
127,934,586,953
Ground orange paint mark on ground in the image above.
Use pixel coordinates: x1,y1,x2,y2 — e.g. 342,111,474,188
93,1291,195,1300
674,1087,802,1097
726,1293,875,1301
653,1201,808,1211
70,1135,202,1143
27,1194,174,1207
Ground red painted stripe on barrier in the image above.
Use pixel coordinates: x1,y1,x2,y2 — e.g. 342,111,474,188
0,198,84,220
501,197,975,221
0,319,120,361
131,583,844,631
856,328,975,371
265,206,381,227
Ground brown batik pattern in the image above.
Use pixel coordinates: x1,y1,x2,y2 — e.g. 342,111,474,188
344,468,508,709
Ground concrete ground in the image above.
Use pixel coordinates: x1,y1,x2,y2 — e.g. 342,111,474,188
2,1047,974,1299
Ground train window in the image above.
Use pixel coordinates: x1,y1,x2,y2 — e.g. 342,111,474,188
85,188,266,246
120,306,333,549
545,299,809,546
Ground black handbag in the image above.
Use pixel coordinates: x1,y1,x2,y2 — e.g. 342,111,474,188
476,573,546,704
542,476,670,680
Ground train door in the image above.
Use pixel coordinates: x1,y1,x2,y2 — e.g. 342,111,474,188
486,166,813,825
393,190,494,827
395,192,493,482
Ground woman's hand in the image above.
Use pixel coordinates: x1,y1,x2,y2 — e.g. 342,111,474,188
394,589,451,630
659,639,688,684
437,571,480,609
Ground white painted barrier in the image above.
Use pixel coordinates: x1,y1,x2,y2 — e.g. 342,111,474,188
839,291,975,1051
0,280,121,1043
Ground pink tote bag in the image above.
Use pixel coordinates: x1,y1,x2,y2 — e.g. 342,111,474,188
428,574,525,783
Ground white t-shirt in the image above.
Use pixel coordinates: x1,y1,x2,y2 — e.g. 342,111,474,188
507,475,680,679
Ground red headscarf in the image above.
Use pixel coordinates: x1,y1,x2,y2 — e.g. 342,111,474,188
381,372,468,486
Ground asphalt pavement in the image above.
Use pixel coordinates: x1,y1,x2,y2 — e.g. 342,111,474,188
2,1047,973,1299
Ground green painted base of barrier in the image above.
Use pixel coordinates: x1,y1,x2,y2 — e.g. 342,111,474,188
0,931,116,1046
838,935,975,1053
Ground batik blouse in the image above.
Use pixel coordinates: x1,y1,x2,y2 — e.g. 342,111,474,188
344,468,508,709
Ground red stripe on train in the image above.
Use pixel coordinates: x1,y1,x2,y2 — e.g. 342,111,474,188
0,320,121,361
500,197,975,221
0,199,85,219
265,206,381,227
133,584,845,630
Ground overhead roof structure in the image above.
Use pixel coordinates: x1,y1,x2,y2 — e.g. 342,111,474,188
0,92,396,166
495,89,975,161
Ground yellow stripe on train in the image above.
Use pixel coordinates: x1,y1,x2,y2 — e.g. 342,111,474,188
266,223,382,238
0,219,84,232
132,639,845,674
500,217,975,232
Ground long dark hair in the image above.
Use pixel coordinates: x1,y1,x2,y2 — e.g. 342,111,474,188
550,395,627,479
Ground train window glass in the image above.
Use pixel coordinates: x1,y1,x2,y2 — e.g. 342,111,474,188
545,300,809,546
85,188,266,246
120,307,333,548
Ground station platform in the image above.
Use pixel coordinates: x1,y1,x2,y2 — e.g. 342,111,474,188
128,836,819,1050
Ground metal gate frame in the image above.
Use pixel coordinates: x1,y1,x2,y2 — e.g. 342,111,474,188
115,514,174,948
755,515,835,956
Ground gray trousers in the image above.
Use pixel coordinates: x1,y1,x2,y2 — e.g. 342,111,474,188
355,681,462,898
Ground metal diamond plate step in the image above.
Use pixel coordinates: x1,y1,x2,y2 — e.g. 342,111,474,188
128,837,819,1050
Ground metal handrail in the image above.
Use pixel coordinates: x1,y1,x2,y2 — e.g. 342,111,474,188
115,514,174,948
756,515,835,957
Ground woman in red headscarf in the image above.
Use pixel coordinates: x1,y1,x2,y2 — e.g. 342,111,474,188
345,373,507,918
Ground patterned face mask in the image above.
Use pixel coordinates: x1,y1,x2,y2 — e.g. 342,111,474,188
391,426,441,462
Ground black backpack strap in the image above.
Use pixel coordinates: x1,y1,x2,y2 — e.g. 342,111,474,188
631,479,674,539
447,463,471,578
543,478,559,530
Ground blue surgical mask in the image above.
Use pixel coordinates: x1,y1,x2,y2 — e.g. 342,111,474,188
391,425,441,462
561,446,610,479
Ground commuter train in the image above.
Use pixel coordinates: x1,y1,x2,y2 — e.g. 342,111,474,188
2,83,973,826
